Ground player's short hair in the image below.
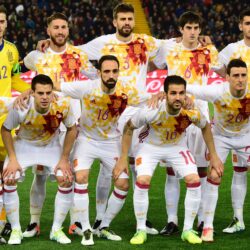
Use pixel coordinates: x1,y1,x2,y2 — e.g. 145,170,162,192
113,3,134,19
239,9,250,23
227,59,247,75
0,5,7,16
98,55,120,70
31,74,54,91
178,11,202,28
164,75,186,93
47,12,68,26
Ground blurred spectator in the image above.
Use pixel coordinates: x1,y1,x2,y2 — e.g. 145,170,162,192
0,0,118,58
142,0,249,50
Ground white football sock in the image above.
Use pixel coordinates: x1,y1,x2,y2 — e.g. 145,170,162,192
197,175,207,224
134,182,149,231
203,179,220,229
95,164,112,221
52,186,73,231
100,187,127,228
232,168,247,225
165,170,180,224
30,174,47,225
183,183,201,231
72,183,91,232
4,185,20,230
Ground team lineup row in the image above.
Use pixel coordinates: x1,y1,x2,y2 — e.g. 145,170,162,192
0,2,249,246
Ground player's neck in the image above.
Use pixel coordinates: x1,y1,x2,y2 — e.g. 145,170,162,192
115,32,132,43
243,36,250,47
230,87,246,98
49,43,67,53
167,104,181,116
0,37,3,46
101,84,115,94
182,40,199,49
35,103,49,114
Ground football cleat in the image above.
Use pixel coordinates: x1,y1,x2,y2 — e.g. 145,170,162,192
201,227,214,242
81,229,94,246
8,228,23,245
23,223,40,237
160,222,179,236
181,229,202,244
222,217,245,233
92,219,101,236
68,222,83,236
50,228,71,244
99,227,122,241
146,220,159,235
1,222,12,236
130,230,147,245
0,236,6,244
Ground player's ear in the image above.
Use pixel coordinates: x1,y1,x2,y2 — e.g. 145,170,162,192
113,19,117,28
239,22,243,32
97,69,101,78
225,74,230,82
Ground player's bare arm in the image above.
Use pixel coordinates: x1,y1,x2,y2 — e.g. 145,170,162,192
201,122,224,177
113,119,136,180
55,124,77,184
1,125,22,185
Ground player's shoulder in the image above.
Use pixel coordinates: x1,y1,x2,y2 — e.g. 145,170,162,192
4,39,18,51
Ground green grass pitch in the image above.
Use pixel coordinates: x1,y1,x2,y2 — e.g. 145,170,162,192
2,155,250,250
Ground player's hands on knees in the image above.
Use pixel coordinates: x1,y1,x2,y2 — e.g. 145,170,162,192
3,160,22,185
113,156,128,180
183,95,194,110
36,39,50,52
209,154,224,178
55,157,73,183
13,89,32,110
147,91,165,109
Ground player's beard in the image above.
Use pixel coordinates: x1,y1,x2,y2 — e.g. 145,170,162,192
117,25,133,38
50,34,68,47
102,78,117,90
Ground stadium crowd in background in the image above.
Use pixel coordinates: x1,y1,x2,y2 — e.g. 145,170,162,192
1,0,250,57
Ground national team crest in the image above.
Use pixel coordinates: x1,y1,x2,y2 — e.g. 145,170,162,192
107,93,128,117
133,44,142,55
7,50,14,62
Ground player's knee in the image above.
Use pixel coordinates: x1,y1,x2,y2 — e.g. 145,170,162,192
207,168,221,183
184,173,200,184
136,175,151,186
3,180,17,186
75,172,88,184
115,178,129,191
56,177,73,187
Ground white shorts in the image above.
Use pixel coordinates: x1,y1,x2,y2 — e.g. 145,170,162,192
118,106,142,157
3,138,63,181
135,142,198,178
72,134,128,178
186,99,209,167
213,133,250,167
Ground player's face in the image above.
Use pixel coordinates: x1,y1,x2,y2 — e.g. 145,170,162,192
166,84,186,113
180,23,201,44
47,19,69,47
99,60,119,90
239,16,250,39
113,12,135,38
227,67,248,94
32,83,53,112
0,13,7,40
